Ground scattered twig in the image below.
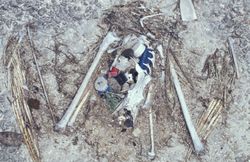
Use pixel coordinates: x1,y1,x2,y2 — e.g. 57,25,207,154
140,13,164,28
27,26,56,125
169,49,194,89
186,98,224,160
164,39,177,109
6,34,41,162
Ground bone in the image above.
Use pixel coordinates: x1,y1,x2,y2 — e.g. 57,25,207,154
156,44,165,83
67,90,90,127
148,106,156,160
180,0,197,21
144,84,156,159
55,32,120,131
169,60,204,154
228,37,240,79
143,84,154,109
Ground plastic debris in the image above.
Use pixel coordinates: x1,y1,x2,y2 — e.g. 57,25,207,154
113,63,151,122
114,72,128,86
138,47,155,74
104,92,124,112
132,41,146,57
108,77,121,93
95,76,110,93
112,55,132,71
121,49,134,59
94,35,155,128
108,67,119,77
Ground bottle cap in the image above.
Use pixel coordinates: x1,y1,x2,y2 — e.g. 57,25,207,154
132,42,146,57
95,76,109,92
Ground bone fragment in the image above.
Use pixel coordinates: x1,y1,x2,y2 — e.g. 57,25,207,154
180,0,197,21
228,37,240,79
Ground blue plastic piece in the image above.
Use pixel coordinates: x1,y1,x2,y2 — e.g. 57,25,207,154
138,47,154,74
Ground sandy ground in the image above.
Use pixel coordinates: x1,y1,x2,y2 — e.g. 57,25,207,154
0,0,249,162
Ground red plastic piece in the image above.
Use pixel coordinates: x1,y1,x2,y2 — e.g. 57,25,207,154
108,67,119,77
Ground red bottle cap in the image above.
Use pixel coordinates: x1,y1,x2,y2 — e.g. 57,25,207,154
108,67,119,77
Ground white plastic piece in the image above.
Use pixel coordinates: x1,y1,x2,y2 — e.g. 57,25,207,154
125,72,134,83
55,32,120,131
170,60,204,154
113,62,151,121
144,63,153,74
113,56,131,71
180,0,197,21
94,76,109,92
132,42,146,57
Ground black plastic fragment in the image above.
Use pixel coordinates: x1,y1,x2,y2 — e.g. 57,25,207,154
114,72,128,85
124,119,133,128
121,49,134,59
129,68,138,83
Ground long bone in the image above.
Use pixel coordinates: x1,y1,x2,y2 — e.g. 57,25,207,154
169,60,204,154
55,32,120,131
144,84,156,160
148,105,155,160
